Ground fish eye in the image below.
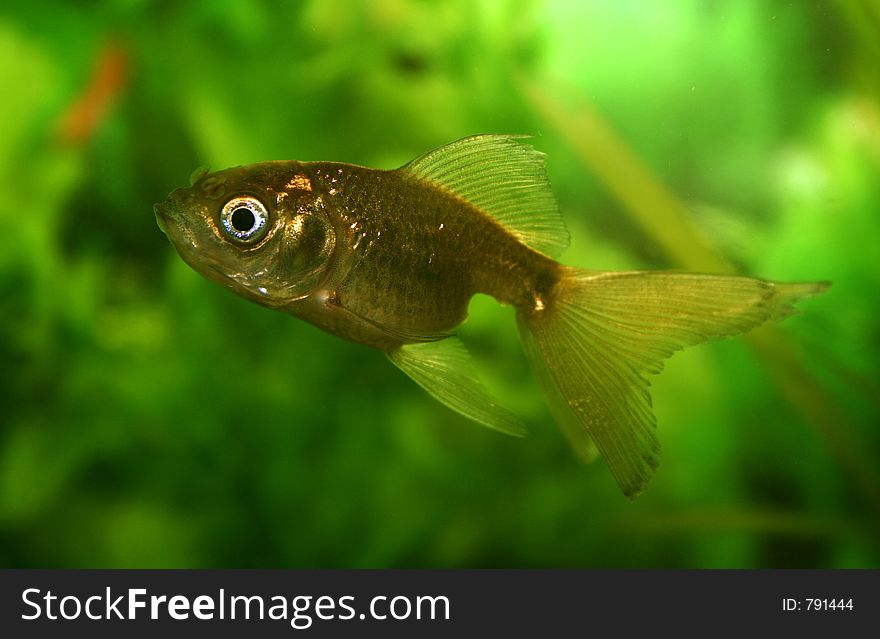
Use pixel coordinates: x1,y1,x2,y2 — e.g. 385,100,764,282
220,196,269,243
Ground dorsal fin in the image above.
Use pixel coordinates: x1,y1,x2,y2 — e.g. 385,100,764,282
401,135,570,258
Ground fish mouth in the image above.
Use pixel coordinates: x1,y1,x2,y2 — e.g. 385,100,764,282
154,201,171,235
152,196,259,297
153,200,203,266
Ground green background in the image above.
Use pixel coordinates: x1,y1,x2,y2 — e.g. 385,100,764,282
2,0,878,568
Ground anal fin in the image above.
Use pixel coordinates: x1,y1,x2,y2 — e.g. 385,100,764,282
387,337,527,437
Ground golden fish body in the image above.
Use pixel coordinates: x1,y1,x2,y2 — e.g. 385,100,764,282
156,135,827,498
156,144,559,350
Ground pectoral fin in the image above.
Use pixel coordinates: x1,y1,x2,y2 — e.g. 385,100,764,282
387,337,527,437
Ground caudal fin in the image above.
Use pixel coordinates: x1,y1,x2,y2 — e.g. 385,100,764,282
516,268,828,499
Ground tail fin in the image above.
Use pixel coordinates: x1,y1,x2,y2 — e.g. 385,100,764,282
516,268,828,499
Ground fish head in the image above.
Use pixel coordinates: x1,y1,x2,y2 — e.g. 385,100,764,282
154,162,336,307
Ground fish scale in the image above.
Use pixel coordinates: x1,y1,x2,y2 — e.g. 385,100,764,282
318,166,556,337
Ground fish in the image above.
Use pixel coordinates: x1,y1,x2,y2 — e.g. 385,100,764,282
154,135,828,499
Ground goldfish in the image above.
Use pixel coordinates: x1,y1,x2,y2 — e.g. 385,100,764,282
154,135,827,499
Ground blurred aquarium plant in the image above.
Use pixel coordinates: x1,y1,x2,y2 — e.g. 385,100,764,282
0,0,878,567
